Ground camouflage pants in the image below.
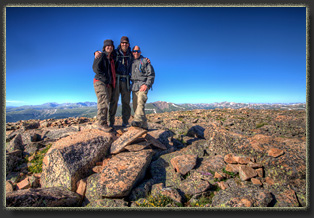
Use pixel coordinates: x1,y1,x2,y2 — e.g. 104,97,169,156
109,81,131,125
132,90,148,128
94,80,112,125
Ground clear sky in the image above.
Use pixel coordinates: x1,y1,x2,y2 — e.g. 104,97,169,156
6,6,306,106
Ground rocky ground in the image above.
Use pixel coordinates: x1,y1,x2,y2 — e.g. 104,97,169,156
5,108,307,208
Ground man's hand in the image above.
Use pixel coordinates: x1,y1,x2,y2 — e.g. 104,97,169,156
95,51,102,59
139,84,148,92
145,57,151,64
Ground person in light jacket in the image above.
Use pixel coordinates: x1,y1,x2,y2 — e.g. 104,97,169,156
130,45,155,130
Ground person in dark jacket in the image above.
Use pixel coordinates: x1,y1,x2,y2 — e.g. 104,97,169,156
130,45,155,130
94,36,150,128
109,36,133,128
92,39,116,131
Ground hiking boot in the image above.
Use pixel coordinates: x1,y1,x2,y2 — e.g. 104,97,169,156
142,124,148,130
122,123,130,128
131,121,141,128
95,123,112,132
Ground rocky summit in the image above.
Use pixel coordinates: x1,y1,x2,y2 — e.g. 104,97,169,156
5,108,307,208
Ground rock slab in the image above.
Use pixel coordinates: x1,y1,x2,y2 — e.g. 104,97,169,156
86,150,154,199
6,187,81,207
110,127,147,154
40,129,113,191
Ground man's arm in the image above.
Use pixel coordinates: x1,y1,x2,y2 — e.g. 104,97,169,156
94,51,102,59
92,53,106,74
140,61,155,91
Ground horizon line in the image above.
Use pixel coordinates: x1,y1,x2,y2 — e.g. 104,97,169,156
6,100,307,107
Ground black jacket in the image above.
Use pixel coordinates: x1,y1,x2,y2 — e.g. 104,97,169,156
92,52,115,84
115,46,133,77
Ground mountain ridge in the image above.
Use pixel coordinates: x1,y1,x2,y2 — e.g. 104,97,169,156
6,101,306,123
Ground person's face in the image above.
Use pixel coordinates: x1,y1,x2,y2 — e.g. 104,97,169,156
105,45,113,54
132,46,141,59
120,41,129,52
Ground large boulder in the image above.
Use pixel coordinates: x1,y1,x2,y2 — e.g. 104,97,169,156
6,150,23,173
40,129,113,191
85,149,154,200
6,187,81,207
42,126,80,140
6,134,23,152
211,179,273,207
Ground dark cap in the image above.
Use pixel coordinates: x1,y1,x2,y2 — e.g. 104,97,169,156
120,36,129,43
103,39,114,47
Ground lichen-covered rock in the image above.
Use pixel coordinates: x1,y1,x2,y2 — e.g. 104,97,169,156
212,179,273,207
40,129,113,191
6,150,23,173
7,134,23,152
128,179,154,201
86,150,154,199
6,187,81,207
145,133,167,150
86,198,129,207
178,177,211,196
42,126,79,140
186,125,205,139
196,155,226,174
170,154,197,175
238,165,258,181
22,120,40,131
148,129,174,148
272,189,300,207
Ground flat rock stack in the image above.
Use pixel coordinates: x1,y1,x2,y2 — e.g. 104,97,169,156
5,108,307,208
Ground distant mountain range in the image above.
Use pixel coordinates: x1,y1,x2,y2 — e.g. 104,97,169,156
6,101,306,123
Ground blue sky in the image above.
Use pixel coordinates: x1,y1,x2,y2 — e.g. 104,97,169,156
6,6,306,106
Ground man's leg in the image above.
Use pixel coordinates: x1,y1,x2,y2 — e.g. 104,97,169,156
109,82,120,127
132,91,138,115
133,90,148,129
120,81,131,126
94,81,111,126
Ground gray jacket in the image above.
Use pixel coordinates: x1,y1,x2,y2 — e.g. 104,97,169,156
130,55,155,92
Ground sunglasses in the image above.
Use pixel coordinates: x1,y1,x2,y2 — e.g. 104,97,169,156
132,50,141,53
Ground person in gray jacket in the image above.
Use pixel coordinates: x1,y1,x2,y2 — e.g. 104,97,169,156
130,45,155,130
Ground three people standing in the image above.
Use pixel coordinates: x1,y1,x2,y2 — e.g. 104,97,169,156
92,36,155,131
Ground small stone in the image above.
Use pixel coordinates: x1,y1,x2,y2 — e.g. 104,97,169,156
76,179,87,198
6,181,14,193
240,198,253,207
214,172,225,180
145,133,167,150
239,165,257,181
265,177,275,185
170,154,197,175
16,177,30,190
247,162,263,169
251,178,263,186
160,187,183,204
268,148,284,157
224,153,252,164
224,154,237,164
255,168,264,177
217,181,229,190
92,166,103,173
225,164,240,173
